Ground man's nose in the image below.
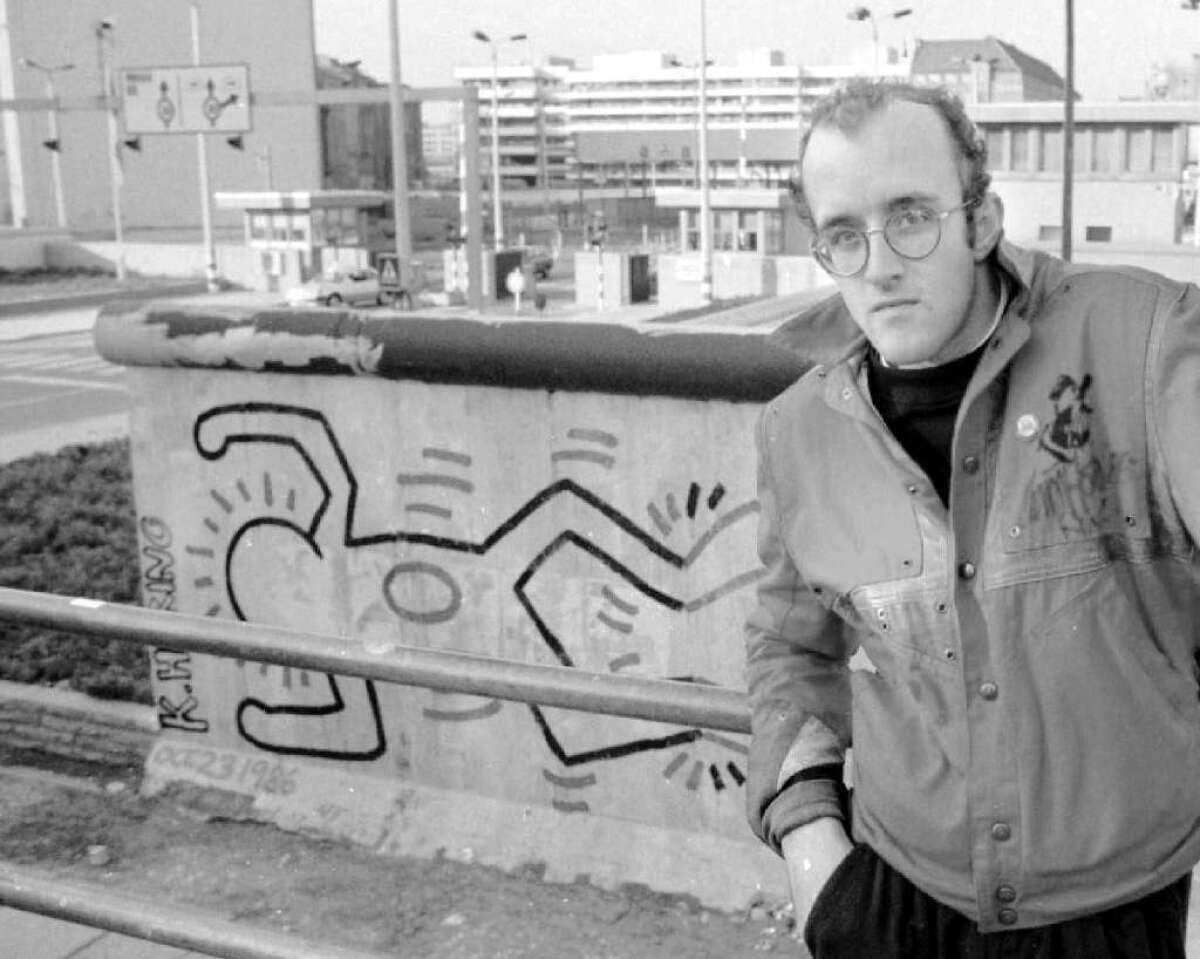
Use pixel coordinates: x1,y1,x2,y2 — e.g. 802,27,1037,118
861,229,904,283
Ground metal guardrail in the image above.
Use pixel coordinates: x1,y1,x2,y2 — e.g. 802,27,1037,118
0,865,383,959
0,585,753,958
0,586,751,733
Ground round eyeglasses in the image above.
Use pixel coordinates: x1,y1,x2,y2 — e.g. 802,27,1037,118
811,201,975,277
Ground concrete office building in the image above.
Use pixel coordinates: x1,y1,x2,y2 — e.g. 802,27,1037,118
973,99,1199,248
0,0,324,232
451,59,572,189
465,40,1070,197
0,0,423,234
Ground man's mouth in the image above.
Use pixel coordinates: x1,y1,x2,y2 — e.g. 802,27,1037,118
870,298,920,315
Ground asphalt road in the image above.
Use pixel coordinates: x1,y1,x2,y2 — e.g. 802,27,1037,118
0,308,127,464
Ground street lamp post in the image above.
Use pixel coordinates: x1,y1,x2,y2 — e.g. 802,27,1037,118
471,29,526,251
846,5,912,77
19,57,73,229
93,19,126,280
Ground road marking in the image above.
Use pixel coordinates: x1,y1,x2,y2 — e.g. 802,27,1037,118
0,373,127,392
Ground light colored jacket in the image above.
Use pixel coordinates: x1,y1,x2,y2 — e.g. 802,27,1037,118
745,240,1200,932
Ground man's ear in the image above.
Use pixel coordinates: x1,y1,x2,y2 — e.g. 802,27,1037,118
972,191,1004,261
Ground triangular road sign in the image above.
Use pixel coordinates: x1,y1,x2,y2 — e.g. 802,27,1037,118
379,259,399,285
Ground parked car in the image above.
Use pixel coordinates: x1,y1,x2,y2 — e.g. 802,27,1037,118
284,266,385,307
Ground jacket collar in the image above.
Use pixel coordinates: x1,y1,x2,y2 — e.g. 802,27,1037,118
767,238,1038,368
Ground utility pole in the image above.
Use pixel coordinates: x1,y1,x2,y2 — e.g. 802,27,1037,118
387,0,412,283
697,0,711,302
1062,0,1075,262
189,1,218,291
95,20,125,280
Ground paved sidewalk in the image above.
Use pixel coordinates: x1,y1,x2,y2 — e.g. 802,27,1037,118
0,906,204,958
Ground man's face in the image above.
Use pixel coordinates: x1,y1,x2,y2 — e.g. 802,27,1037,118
802,101,986,367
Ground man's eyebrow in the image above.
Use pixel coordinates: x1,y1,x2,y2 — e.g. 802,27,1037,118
887,192,941,209
815,212,861,231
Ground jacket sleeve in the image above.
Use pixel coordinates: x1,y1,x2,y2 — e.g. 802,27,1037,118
1151,279,1200,558
744,402,854,856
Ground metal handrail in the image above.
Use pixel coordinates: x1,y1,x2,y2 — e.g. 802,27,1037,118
0,865,384,959
0,585,751,734
0,584,755,957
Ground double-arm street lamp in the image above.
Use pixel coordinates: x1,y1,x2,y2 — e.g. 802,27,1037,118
18,57,73,229
471,29,527,250
846,5,912,77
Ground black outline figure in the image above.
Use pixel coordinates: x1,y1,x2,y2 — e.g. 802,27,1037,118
193,402,760,767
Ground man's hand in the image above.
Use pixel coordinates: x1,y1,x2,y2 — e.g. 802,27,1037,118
781,817,854,955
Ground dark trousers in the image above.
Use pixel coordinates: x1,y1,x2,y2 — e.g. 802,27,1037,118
804,845,1191,959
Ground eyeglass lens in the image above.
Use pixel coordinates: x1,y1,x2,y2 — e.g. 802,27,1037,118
817,206,949,277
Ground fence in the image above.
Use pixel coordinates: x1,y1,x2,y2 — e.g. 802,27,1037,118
0,584,750,958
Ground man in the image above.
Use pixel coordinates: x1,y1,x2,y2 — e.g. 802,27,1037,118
745,78,1200,958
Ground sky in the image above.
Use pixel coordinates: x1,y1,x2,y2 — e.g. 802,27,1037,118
313,0,1200,104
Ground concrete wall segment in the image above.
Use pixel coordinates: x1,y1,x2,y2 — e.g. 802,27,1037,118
110,306,806,907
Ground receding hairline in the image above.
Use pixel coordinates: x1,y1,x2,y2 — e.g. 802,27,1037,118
793,84,991,235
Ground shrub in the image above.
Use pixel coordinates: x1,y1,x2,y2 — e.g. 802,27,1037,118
0,440,149,703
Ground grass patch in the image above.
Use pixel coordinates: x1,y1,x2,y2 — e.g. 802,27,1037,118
0,439,149,703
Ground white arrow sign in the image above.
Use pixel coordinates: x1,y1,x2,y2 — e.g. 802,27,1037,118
121,64,251,135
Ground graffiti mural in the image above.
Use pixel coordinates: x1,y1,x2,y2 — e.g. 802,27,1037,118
175,400,762,812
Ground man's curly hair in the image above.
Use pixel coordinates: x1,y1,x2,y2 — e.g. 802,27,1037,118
789,79,991,242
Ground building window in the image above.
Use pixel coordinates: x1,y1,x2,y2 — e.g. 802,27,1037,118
1085,225,1112,242
1038,224,1062,243
249,212,269,241
1125,128,1151,173
984,128,1006,169
1011,126,1033,172
1073,129,1088,172
1151,127,1174,173
1090,126,1115,174
764,211,783,254
1039,128,1062,172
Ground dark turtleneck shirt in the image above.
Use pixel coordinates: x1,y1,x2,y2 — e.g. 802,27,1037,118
866,342,988,507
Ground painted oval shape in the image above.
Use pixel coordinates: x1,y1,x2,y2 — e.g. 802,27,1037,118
383,561,462,624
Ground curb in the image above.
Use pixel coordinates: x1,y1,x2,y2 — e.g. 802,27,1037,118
0,281,210,318
0,678,156,768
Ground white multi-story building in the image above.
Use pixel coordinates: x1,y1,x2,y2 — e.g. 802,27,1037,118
453,41,1081,197
564,49,817,191
452,58,572,189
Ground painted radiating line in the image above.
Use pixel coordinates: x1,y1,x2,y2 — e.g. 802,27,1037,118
421,448,472,466
600,585,638,615
550,449,615,469
396,472,474,493
565,427,618,447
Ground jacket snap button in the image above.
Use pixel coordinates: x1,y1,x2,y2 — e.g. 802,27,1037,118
996,886,1017,905
1016,414,1039,439
841,387,853,401
962,455,980,474
998,908,1019,925
958,561,977,580
991,822,1012,841
980,682,999,700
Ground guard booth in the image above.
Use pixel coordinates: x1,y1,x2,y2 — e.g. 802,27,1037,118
214,189,391,293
